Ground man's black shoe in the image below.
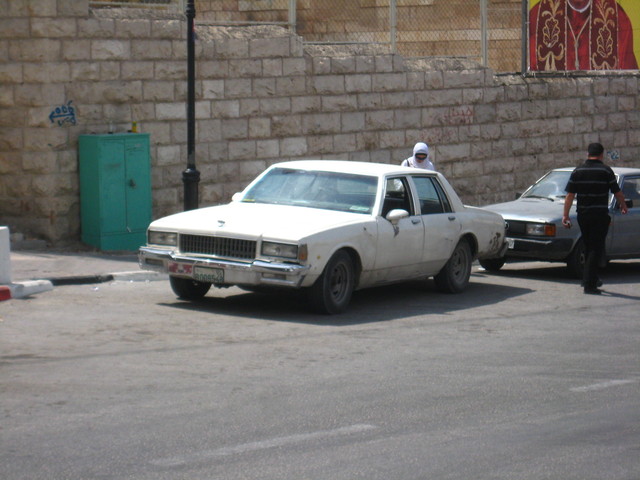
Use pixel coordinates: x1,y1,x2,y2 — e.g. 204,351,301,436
583,287,602,295
581,278,603,288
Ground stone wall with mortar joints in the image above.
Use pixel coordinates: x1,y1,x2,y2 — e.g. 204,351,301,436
0,0,638,245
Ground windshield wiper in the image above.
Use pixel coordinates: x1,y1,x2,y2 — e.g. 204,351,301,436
524,195,554,201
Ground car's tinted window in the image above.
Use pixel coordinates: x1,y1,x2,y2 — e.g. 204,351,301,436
413,176,451,214
241,168,378,214
382,177,414,217
621,177,640,205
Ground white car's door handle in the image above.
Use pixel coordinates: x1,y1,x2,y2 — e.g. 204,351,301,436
448,216,456,221
412,218,420,224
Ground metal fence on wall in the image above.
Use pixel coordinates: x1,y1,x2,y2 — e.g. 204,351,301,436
90,0,174,5
90,0,525,72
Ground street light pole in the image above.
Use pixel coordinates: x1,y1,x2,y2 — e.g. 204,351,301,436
183,0,200,211
521,0,528,73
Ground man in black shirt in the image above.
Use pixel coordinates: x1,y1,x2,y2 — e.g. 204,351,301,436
562,143,628,294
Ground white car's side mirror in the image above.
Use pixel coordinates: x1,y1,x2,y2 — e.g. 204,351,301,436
386,209,409,224
231,192,242,202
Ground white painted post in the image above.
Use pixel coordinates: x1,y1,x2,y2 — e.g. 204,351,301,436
0,226,11,284
480,0,488,67
390,0,397,54
289,0,296,33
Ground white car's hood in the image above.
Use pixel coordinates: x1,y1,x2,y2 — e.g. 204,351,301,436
149,202,369,241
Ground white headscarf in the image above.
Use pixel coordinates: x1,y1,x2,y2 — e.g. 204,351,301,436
402,142,435,170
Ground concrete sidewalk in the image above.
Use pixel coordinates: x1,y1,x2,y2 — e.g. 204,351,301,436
1,248,166,301
11,249,164,283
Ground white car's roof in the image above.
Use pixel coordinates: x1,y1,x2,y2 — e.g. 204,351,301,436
268,160,430,177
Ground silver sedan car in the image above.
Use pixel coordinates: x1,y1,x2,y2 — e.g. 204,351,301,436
482,167,640,277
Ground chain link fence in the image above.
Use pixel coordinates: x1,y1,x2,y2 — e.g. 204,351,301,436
484,1,523,72
90,0,524,72
89,0,179,9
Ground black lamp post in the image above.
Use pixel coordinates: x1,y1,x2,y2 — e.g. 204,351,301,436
183,0,200,211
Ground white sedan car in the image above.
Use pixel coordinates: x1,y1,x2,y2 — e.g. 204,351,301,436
139,160,507,314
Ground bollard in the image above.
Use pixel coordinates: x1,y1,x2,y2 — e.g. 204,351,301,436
0,226,12,300
0,227,53,301
0,226,11,284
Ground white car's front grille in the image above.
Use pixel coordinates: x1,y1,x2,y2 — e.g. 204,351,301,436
180,234,256,260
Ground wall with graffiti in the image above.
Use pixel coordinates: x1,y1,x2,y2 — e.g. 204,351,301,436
1,2,638,245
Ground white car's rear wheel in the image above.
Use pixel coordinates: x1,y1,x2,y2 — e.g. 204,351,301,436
169,276,211,300
308,250,354,314
434,239,472,293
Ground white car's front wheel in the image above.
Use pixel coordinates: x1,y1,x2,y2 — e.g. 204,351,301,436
169,276,211,300
434,239,472,293
308,250,355,314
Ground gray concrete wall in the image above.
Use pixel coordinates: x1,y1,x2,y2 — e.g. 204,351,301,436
1,0,638,246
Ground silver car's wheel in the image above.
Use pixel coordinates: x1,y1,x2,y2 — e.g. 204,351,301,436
434,239,472,293
308,250,355,314
169,276,211,300
566,238,585,279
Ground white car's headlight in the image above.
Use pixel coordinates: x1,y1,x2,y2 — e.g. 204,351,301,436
261,242,300,260
148,230,178,246
525,223,556,237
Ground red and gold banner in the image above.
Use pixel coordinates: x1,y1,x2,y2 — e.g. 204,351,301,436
529,0,639,70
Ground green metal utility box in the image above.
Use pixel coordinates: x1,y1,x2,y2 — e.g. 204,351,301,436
79,133,151,251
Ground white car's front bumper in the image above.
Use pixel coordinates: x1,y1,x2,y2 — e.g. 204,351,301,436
139,246,310,288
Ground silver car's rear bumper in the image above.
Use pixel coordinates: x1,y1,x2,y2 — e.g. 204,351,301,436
139,246,310,288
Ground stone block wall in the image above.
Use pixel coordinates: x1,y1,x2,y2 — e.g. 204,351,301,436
0,0,638,246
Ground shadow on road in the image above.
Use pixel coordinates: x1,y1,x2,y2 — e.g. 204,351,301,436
480,260,640,284
159,273,533,326
482,259,639,285
598,290,640,300
477,260,640,301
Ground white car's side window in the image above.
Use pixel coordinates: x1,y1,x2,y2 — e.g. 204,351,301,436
383,177,414,217
413,176,452,215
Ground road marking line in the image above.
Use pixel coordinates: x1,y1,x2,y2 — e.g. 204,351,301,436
570,379,636,393
151,424,377,467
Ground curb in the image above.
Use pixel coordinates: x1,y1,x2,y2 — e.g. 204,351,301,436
45,271,167,286
0,285,11,301
112,271,168,282
48,274,114,286
0,280,54,300
0,271,166,301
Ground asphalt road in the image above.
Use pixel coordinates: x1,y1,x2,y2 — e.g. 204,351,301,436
1,261,639,480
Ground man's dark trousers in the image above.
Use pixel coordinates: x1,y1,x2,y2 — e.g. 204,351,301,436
577,212,610,289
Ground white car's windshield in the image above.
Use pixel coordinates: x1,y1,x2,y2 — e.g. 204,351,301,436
241,168,379,214
522,171,572,200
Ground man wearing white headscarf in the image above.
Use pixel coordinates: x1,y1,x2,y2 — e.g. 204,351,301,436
401,142,435,171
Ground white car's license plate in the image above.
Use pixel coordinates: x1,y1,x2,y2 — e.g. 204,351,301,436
507,238,515,249
194,266,224,283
